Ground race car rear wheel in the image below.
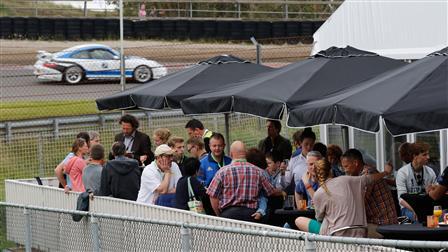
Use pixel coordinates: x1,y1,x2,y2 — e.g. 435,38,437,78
133,65,152,83
63,66,83,84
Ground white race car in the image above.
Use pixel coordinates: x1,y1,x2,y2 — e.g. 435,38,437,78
34,44,167,84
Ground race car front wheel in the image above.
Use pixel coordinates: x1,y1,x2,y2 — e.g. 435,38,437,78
64,66,83,84
133,65,152,83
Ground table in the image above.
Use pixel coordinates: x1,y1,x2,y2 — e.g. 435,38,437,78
377,224,448,241
400,193,448,222
273,208,316,229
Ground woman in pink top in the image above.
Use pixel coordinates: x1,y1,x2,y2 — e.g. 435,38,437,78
64,138,89,192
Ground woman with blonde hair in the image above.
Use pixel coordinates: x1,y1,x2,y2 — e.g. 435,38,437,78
153,128,171,146
314,159,391,237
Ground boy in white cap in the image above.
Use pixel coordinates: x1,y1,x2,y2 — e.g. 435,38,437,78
137,144,182,205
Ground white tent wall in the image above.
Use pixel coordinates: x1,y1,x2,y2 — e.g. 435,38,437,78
311,0,448,60
313,0,448,174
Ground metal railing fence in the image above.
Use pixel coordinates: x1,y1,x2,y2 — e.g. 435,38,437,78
1,202,447,252
2,0,342,20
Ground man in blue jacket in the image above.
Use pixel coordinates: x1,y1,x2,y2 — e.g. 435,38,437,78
198,133,231,187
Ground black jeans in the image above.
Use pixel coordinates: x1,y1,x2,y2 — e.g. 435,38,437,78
220,206,257,222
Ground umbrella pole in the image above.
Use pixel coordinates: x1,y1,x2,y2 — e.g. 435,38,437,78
224,113,230,154
375,116,386,170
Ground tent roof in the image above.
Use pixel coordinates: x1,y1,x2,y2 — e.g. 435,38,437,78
312,0,448,60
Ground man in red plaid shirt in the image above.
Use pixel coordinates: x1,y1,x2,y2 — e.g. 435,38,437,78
207,141,277,222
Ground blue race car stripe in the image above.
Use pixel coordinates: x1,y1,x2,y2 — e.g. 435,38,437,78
86,70,133,76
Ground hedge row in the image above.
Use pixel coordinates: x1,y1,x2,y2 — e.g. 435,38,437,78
0,17,324,41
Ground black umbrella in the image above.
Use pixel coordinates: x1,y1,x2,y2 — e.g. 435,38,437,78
287,47,448,136
95,55,273,111
181,46,406,119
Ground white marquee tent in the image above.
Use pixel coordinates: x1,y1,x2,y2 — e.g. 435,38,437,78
312,0,448,60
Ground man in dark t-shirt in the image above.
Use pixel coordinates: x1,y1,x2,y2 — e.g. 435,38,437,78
427,167,448,201
258,120,291,161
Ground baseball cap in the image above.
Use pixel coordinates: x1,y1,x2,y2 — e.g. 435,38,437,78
155,144,174,157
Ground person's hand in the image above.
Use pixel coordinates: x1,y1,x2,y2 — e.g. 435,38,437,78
425,184,436,193
160,157,172,172
302,172,310,184
279,161,288,175
251,212,262,220
64,185,71,194
140,155,148,164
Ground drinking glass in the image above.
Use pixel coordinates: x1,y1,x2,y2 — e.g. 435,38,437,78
434,206,443,222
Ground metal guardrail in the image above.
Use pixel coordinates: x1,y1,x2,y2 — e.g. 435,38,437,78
0,110,185,142
3,178,448,252
1,201,447,252
2,0,343,20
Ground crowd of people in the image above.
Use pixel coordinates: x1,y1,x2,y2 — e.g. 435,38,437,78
55,114,448,238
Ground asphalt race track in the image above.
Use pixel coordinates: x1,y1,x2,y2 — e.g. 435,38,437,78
0,65,142,102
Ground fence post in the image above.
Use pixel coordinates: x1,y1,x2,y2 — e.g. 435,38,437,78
84,1,88,17
146,112,152,129
250,37,262,64
5,122,12,143
305,234,316,252
24,207,32,252
53,119,59,139
91,216,100,252
38,133,45,178
181,224,191,252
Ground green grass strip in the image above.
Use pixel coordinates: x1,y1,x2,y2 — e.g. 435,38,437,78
0,100,99,121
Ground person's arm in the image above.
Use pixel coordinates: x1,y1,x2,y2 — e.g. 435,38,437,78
428,184,448,201
302,173,316,199
99,166,111,196
395,169,408,202
280,161,293,188
210,197,220,216
253,194,268,220
154,172,171,194
367,164,393,183
399,198,418,222
55,161,67,187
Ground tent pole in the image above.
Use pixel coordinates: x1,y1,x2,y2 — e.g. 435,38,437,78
376,116,386,171
224,113,230,154
439,129,447,174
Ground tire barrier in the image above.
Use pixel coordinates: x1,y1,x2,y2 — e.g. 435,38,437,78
39,18,54,40
176,20,189,40
67,18,81,40
12,17,26,39
215,21,231,40
1,17,13,39
189,20,203,40
243,22,257,41
161,20,176,39
81,19,94,40
1,17,324,42
54,19,67,40
26,17,40,39
93,19,106,40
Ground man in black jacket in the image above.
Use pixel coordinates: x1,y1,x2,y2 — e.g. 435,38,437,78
101,142,141,200
110,114,154,166
258,119,292,161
